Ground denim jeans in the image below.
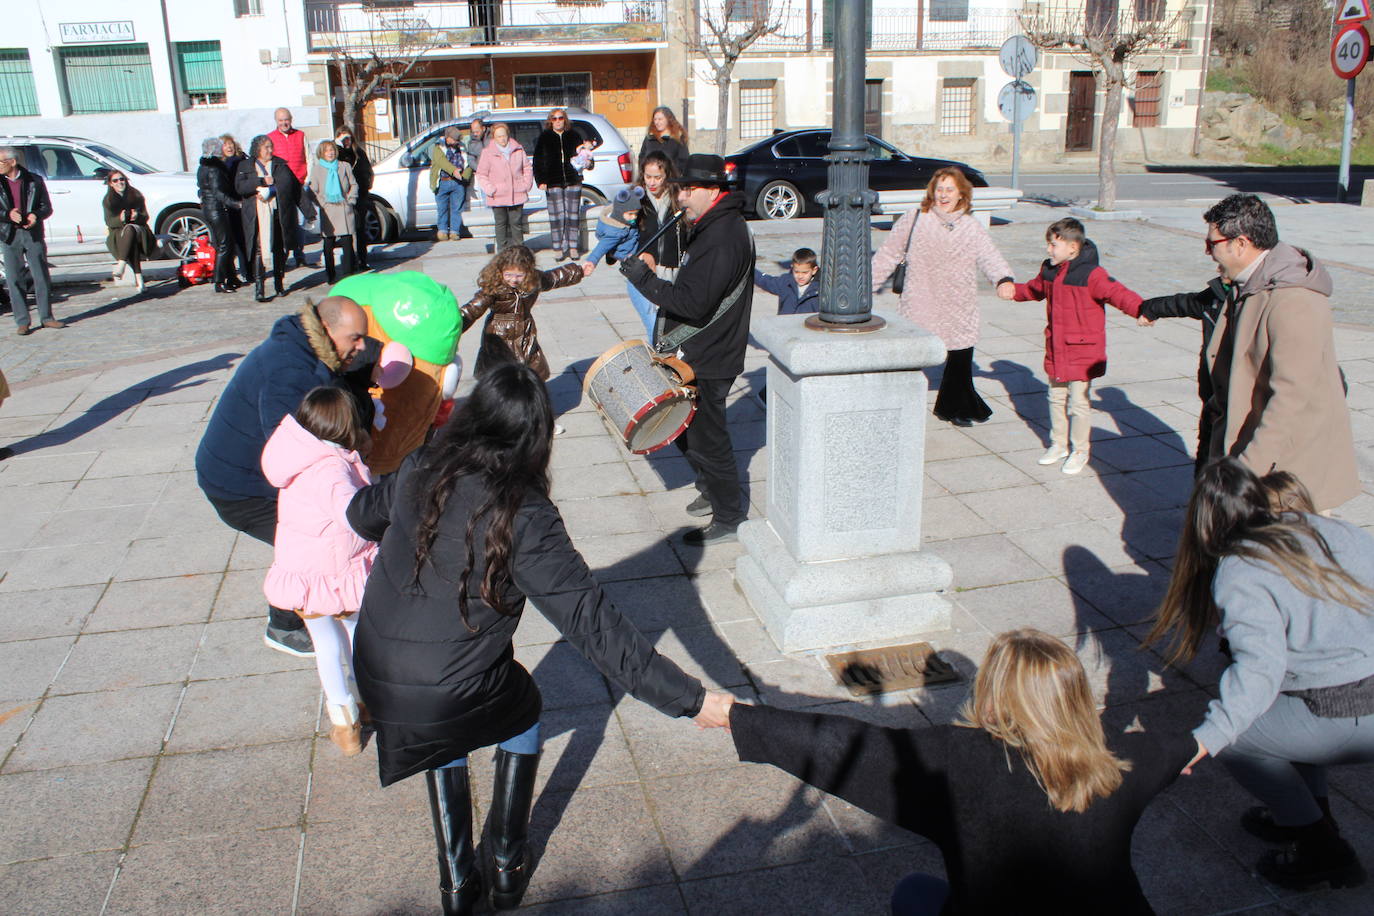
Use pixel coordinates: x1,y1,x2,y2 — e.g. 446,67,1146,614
1,228,53,327
435,178,467,235
625,280,657,340
438,721,542,768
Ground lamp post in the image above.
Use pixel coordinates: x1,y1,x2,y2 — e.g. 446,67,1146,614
811,0,881,330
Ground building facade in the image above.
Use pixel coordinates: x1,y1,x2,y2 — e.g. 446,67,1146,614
679,0,1210,167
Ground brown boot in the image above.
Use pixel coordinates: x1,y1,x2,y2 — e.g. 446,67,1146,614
327,701,363,756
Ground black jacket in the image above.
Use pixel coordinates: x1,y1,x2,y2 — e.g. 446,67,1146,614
733,703,1195,915
621,191,754,379
635,194,686,270
638,134,689,176
347,452,705,787
196,157,237,217
337,144,373,195
532,127,585,188
1139,277,1228,403
0,166,54,243
234,156,301,252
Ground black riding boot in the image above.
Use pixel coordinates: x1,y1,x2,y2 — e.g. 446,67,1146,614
489,748,540,910
425,766,482,916
323,237,337,285
253,252,269,302
1257,816,1366,889
338,236,355,279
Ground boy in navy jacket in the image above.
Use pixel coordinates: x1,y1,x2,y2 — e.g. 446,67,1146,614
754,247,819,314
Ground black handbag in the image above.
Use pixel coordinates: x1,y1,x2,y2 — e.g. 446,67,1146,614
890,211,918,294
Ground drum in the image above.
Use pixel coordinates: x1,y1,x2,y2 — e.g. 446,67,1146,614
583,340,695,454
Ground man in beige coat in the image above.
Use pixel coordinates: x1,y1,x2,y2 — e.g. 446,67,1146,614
1201,193,1358,512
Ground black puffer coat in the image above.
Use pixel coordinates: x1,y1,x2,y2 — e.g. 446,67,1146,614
196,156,236,217
347,451,705,787
532,127,585,188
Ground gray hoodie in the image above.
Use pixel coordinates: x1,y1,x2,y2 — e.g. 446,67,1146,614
1195,514,1374,753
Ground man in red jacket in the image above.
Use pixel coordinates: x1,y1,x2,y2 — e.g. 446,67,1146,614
268,108,311,268
1002,218,1142,475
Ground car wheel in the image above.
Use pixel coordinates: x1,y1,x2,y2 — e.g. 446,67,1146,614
159,208,208,259
579,187,608,211
363,198,396,244
757,181,802,220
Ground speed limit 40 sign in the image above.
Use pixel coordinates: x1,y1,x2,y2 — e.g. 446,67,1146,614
1332,24,1370,79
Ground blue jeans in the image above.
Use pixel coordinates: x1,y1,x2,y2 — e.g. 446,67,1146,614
890,873,950,916
435,178,467,235
626,280,657,340
2,228,53,327
437,721,541,768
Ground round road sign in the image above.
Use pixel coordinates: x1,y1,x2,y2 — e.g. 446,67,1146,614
1000,35,1039,79
1332,24,1370,80
998,80,1038,123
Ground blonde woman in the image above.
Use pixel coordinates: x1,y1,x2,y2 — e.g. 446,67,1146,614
720,629,1193,914
307,139,357,283
1147,458,1374,891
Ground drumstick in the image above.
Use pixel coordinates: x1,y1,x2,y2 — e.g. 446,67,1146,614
632,208,687,260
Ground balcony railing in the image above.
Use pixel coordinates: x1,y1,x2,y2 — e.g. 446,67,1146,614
1018,0,1197,50
304,0,666,54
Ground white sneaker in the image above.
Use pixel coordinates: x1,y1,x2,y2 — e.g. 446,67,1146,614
132,272,144,294
553,423,566,437
1062,451,1090,475
1038,446,1070,466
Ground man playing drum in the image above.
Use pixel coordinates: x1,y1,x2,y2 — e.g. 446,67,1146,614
621,154,754,545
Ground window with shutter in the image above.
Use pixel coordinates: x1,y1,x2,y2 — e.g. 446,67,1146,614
57,44,158,115
0,49,39,117
176,41,227,108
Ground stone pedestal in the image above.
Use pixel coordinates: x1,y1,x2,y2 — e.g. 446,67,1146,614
736,313,954,654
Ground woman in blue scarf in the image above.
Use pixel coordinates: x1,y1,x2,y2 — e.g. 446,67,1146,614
308,140,359,283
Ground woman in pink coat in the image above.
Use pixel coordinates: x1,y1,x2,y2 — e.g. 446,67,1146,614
477,122,534,252
872,167,1016,426
262,386,378,756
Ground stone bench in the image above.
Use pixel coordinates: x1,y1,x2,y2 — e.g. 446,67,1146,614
873,186,1024,226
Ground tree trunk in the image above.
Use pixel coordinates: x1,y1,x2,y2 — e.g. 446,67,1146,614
715,66,732,156
337,60,359,137
1096,62,1124,211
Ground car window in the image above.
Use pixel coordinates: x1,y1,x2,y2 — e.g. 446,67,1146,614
405,131,443,168
795,132,831,158
35,145,107,180
867,138,899,161
85,143,156,175
770,137,802,158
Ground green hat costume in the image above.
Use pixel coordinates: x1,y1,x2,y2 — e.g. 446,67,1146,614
330,272,461,365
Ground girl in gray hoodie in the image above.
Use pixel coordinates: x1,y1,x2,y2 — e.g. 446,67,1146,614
1148,458,1374,892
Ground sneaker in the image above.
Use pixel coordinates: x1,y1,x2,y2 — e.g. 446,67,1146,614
264,623,316,658
1038,446,1070,466
683,521,739,545
686,494,712,517
1061,451,1090,475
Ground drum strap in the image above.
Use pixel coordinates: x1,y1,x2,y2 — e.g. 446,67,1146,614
653,236,755,355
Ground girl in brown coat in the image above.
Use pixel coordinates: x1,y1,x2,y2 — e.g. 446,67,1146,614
462,245,582,383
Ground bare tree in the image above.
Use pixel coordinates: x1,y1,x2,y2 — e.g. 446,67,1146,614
1021,1,1187,210
684,0,792,155
312,1,449,140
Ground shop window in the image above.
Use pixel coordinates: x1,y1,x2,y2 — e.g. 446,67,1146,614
738,80,775,140
930,0,970,22
726,0,770,20
176,41,227,108
57,44,157,115
940,78,975,135
0,49,39,117
513,72,591,110
234,0,264,16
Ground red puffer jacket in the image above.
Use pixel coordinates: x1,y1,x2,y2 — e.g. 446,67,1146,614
1013,240,1142,383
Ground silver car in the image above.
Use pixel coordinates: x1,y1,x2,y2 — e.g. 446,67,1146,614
0,135,207,260
365,108,634,242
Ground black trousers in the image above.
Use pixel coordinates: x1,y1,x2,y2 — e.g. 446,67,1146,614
205,209,235,286
322,235,354,282
933,347,992,423
204,493,303,631
676,376,744,526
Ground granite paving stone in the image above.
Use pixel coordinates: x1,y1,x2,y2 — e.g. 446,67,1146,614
188,617,313,681
51,624,203,694
167,670,320,753
0,634,75,701
117,530,238,581
6,683,181,771
0,757,154,861
679,855,887,916
0,851,118,916
0,585,102,642
86,574,220,631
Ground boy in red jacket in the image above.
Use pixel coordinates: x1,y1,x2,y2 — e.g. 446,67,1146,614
999,218,1142,475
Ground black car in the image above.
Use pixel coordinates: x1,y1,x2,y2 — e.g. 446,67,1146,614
723,129,988,220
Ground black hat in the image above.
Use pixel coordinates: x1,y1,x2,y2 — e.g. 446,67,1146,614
675,154,733,187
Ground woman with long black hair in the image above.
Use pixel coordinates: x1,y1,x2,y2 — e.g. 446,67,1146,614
346,363,730,915
102,170,156,294
1147,458,1374,891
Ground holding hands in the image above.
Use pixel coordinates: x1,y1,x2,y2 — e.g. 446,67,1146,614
581,261,596,277
996,281,1016,300
693,691,736,729
1137,314,1156,327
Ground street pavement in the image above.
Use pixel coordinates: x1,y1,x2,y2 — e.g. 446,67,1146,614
2,201,1373,915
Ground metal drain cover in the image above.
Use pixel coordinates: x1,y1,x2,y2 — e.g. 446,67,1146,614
825,642,959,696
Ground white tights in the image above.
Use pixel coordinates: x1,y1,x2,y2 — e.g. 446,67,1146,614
302,614,358,707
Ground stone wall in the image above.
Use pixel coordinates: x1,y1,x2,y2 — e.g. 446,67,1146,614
1197,91,1324,160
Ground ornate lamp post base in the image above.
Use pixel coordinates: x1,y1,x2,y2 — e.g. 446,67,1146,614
736,314,953,654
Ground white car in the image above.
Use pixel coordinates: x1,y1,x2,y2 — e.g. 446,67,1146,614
366,108,635,243
0,135,207,260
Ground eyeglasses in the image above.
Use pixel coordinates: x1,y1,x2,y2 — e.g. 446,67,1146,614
551,115,566,122
1204,235,1238,254
110,178,127,184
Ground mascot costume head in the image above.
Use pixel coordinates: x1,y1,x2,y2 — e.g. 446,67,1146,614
330,272,462,474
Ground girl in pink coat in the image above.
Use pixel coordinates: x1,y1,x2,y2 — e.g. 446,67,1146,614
262,386,378,756
477,122,534,252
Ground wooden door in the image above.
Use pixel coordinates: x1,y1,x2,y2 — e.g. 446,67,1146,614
864,79,883,138
1066,72,1096,152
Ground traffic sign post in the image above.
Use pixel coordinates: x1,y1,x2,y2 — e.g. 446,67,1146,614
1332,23,1370,201
999,36,1039,192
